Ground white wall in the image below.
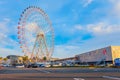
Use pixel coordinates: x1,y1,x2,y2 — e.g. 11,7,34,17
76,46,112,62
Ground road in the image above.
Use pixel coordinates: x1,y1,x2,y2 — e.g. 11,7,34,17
0,67,120,80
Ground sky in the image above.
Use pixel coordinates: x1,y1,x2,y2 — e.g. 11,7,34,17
0,0,120,58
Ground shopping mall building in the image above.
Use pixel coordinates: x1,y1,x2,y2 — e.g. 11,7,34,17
75,46,120,65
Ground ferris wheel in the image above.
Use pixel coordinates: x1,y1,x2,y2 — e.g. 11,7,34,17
17,6,54,61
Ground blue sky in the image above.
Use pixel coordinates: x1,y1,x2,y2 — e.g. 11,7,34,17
0,0,120,58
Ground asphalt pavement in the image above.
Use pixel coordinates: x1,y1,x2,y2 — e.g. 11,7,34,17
0,67,120,80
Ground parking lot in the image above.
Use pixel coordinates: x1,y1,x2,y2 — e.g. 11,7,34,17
0,67,120,80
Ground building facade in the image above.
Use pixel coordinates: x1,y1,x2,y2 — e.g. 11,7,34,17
75,46,120,65
7,55,23,65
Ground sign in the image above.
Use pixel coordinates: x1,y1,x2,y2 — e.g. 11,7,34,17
102,49,107,55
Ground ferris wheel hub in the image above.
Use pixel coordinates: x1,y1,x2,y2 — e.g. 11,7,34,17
37,32,44,37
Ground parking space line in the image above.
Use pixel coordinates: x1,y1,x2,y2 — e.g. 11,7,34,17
102,76,120,80
73,78,85,80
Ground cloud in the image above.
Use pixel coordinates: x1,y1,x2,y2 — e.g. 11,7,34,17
0,18,10,34
0,19,13,47
109,0,120,17
80,32,120,52
75,25,83,30
0,0,120,58
0,18,22,57
86,22,120,35
74,22,120,36
83,0,93,7
0,48,22,57
53,45,81,58
0,18,17,44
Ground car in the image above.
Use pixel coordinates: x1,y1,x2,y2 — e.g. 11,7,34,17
0,64,3,69
0,64,10,67
39,63,50,68
16,64,24,68
3,64,10,67
114,58,120,66
27,63,38,68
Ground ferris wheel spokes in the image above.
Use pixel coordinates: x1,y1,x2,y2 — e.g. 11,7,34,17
31,32,49,61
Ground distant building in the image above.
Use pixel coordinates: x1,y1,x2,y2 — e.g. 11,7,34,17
75,46,120,65
7,55,23,65
51,57,76,66
54,57,75,62
50,58,59,61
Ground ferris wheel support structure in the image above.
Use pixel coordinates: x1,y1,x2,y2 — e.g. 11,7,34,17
31,32,49,61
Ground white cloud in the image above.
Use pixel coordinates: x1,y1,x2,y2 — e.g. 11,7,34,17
0,19,12,46
80,32,120,52
0,19,10,34
0,18,17,46
74,22,120,36
109,0,120,17
75,25,83,30
0,48,22,57
0,18,22,57
53,45,81,58
0,33,18,48
86,22,120,35
83,0,93,7
0,18,16,36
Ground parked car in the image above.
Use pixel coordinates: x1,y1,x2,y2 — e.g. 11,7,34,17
3,64,10,67
0,64,10,67
0,64,3,68
27,63,38,68
114,58,120,66
27,62,51,68
16,64,24,68
39,64,50,68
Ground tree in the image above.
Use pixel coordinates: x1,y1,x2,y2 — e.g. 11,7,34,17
43,56,47,61
2,58,8,64
0,57,3,60
3,58,8,62
22,56,29,64
0,57,3,64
